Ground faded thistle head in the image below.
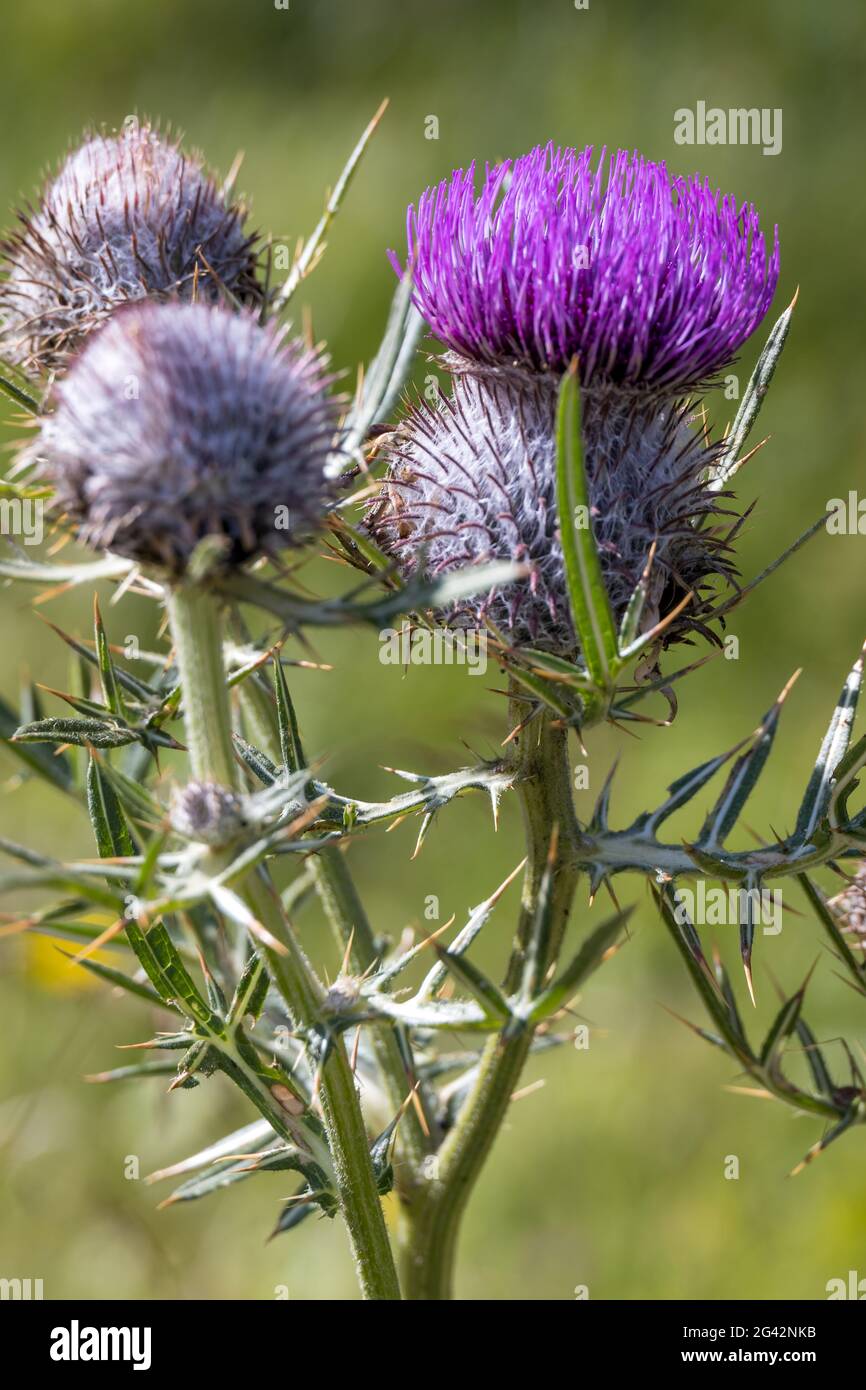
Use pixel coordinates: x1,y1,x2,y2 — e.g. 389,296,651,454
1,120,261,373
33,300,338,573
370,144,780,659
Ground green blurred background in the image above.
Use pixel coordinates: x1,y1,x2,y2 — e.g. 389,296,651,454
1,0,865,1300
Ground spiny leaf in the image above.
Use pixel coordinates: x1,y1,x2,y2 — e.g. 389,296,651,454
697,673,797,848
340,267,424,466
233,733,280,787
654,886,747,1057
93,596,127,719
798,874,865,991
635,737,748,837
86,1061,178,1083
228,953,270,1024
519,828,559,1001
431,943,511,1022
273,659,305,776
86,756,137,859
0,370,40,413
554,361,618,688
0,692,73,792
416,858,526,1000
794,1017,836,1100
0,554,132,585
759,987,805,1068
709,289,798,492
617,544,655,653
61,949,167,1008
796,644,864,843
274,98,389,312
13,716,139,749
39,615,158,703
528,906,631,1023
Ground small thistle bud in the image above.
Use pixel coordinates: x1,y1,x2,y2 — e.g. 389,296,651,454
393,143,779,388
33,301,338,572
1,120,261,373
368,367,732,656
170,781,246,847
323,974,363,1017
829,866,866,944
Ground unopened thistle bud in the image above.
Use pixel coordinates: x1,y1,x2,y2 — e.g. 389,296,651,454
32,300,338,572
1,121,261,373
170,781,246,847
829,865,866,945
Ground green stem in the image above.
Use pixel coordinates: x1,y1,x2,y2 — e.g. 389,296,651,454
166,580,400,1300
399,704,581,1300
166,585,237,785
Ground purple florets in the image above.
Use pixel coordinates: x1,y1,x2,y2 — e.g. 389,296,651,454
34,301,337,572
1,121,261,373
393,144,779,387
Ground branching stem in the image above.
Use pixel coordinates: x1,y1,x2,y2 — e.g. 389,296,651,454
166,581,400,1300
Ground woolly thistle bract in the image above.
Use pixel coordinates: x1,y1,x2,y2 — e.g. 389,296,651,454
367,364,736,656
32,300,338,573
1,121,260,372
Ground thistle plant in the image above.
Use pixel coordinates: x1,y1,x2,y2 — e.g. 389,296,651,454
1,116,864,1303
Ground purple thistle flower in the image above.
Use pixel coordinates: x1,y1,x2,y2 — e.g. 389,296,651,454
393,143,779,387
368,367,735,657
34,301,337,573
1,121,261,373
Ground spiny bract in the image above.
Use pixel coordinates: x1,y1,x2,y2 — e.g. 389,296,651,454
1,120,260,373
33,300,338,572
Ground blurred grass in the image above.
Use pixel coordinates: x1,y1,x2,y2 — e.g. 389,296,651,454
1,0,865,1299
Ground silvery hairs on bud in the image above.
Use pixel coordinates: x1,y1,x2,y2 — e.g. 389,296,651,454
32,300,339,572
170,781,246,848
369,143,780,658
0,120,261,373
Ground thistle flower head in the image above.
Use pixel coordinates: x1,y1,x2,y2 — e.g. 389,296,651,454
170,781,246,847
1,120,261,372
368,367,734,657
394,143,779,388
34,301,337,572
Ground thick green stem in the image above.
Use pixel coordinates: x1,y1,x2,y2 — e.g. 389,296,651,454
166,586,237,786
167,580,400,1300
399,706,581,1300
